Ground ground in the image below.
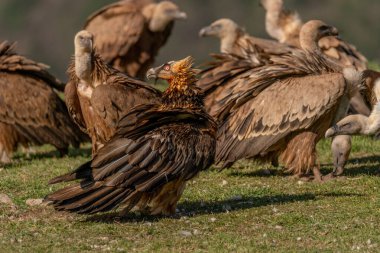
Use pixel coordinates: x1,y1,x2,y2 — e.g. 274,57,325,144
0,136,380,252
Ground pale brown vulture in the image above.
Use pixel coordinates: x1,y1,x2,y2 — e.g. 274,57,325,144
46,56,216,216
65,30,162,155
260,0,368,71
212,20,364,181
0,41,87,162
199,18,291,58
84,0,187,79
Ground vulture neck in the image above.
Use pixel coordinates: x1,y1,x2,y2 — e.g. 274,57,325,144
162,72,203,109
299,31,322,54
265,8,284,41
220,29,242,54
75,51,93,84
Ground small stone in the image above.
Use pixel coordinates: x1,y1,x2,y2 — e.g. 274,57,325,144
221,180,228,186
25,198,44,207
272,207,278,213
297,237,302,241
210,217,217,222
193,229,201,235
275,225,283,230
367,239,372,245
179,230,192,237
297,181,304,185
0,193,13,205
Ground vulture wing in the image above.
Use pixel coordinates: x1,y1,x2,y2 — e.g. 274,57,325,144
64,80,87,133
0,41,65,91
216,73,346,165
0,72,85,149
84,1,148,64
90,75,162,129
319,36,368,71
47,104,216,214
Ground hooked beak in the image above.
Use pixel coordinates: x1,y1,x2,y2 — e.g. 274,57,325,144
199,26,213,37
325,125,339,138
146,68,157,80
173,11,187,20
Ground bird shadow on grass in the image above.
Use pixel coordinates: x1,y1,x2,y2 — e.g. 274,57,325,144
12,147,91,161
82,192,361,224
227,155,380,179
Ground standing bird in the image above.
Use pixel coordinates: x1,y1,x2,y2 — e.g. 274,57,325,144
65,30,161,155
0,41,87,162
214,20,363,181
84,0,187,79
46,56,216,216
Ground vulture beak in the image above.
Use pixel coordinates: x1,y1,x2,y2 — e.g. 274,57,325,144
325,115,363,138
146,68,158,80
173,11,187,20
325,124,339,138
199,26,213,37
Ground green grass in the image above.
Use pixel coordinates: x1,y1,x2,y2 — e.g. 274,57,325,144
1,136,380,252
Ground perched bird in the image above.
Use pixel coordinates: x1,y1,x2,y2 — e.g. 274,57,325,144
65,30,161,155
46,56,216,216
213,20,363,181
84,0,187,79
260,0,368,71
0,41,87,162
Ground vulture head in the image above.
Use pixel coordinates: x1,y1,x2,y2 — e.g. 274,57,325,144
147,56,197,87
260,0,283,11
299,20,339,52
199,19,244,54
148,1,187,32
326,79,380,138
74,30,94,84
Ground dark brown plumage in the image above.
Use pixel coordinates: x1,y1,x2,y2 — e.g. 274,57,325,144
0,41,88,162
203,21,363,181
46,56,216,216
66,30,161,155
84,0,186,78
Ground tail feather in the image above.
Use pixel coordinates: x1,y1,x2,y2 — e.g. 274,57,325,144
49,161,92,184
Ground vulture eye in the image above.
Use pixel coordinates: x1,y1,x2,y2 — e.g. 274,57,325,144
163,64,171,71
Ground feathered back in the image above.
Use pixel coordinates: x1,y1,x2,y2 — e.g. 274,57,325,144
0,41,65,91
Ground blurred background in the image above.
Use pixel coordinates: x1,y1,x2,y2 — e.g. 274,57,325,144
0,0,379,81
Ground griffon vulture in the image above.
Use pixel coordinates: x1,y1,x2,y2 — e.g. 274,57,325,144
260,0,370,117
0,41,87,162
84,0,187,78
260,0,368,71
213,20,364,181
199,18,291,58
65,30,161,155
46,56,216,216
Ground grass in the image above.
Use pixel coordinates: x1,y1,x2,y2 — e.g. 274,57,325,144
0,136,380,252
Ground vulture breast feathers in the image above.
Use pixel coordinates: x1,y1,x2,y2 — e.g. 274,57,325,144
65,30,162,155
84,0,186,78
0,41,87,157
47,57,216,216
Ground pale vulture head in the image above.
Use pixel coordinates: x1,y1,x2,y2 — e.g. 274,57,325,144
299,20,339,51
74,30,94,55
74,30,94,83
149,1,187,32
326,79,380,137
199,18,241,40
